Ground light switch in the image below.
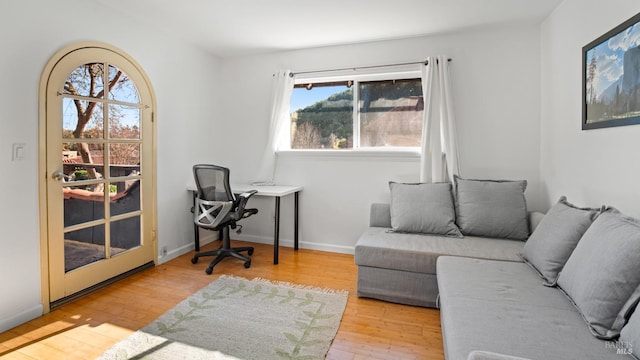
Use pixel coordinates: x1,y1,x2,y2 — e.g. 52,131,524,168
12,143,26,161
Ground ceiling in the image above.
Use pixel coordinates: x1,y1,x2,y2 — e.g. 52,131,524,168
95,0,563,58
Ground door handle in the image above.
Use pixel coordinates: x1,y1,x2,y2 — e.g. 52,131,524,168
52,171,69,181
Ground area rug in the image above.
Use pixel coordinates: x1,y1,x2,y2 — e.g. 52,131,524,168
99,275,348,360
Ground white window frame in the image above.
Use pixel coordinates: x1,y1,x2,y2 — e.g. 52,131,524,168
287,65,423,155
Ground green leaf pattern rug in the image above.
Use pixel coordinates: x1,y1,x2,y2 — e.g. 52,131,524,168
99,275,348,360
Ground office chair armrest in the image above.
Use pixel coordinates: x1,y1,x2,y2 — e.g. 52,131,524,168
238,190,258,199
236,190,258,213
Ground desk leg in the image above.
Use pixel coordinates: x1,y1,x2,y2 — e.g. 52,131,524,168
273,196,281,265
294,191,299,251
192,192,200,252
194,224,200,252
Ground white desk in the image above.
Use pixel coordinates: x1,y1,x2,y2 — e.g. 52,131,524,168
188,183,303,264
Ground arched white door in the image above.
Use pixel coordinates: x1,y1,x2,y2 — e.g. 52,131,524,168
40,43,156,304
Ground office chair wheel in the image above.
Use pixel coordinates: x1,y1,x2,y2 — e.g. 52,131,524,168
191,257,198,264
205,267,214,275
244,261,251,269
248,249,254,256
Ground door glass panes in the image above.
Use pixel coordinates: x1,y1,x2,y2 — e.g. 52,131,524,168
62,142,104,180
63,184,105,227
109,104,140,139
108,65,139,103
290,84,353,149
63,63,105,98
109,143,140,178
64,224,105,272
110,217,141,253
359,79,423,147
110,181,141,216
63,99,103,139
61,61,143,274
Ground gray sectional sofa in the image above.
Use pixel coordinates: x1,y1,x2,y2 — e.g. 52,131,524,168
354,177,640,360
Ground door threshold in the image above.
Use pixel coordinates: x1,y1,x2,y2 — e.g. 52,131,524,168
50,261,154,309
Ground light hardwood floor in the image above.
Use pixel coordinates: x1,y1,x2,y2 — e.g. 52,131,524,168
0,241,445,360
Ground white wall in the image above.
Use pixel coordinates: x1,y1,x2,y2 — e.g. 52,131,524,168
217,23,543,253
0,1,559,333
0,0,220,331
540,0,640,216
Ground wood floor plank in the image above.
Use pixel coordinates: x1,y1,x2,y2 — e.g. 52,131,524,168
0,241,444,359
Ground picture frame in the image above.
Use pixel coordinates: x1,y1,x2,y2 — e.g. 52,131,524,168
583,12,640,130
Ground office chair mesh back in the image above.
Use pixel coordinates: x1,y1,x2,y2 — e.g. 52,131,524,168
193,166,234,203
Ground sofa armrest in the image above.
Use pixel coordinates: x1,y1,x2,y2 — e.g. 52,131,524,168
370,203,391,228
468,351,532,360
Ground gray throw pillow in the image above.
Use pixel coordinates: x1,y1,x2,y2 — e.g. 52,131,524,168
521,196,601,286
620,308,640,358
557,209,640,339
454,175,529,240
389,182,462,237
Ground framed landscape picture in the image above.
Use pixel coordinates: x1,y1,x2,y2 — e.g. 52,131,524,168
583,12,640,130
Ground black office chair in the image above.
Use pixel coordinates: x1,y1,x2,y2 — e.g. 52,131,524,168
191,164,258,274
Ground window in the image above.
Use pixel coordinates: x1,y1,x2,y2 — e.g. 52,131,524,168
290,73,423,150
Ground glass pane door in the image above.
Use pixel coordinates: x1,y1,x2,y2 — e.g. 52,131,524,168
60,62,144,273
45,45,155,303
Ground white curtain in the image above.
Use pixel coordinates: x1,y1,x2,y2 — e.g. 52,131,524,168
253,70,295,185
420,55,461,183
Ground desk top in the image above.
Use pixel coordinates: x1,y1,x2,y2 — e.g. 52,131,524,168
187,182,302,197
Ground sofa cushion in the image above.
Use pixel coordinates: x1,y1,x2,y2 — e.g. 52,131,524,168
620,308,640,359
557,210,640,339
454,176,529,240
354,227,524,275
389,182,462,237
437,256,624,360
521,196,601,285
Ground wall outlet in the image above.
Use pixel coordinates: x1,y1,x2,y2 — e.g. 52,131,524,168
160,246,168,257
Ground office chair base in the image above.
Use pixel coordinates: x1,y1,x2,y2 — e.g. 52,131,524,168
191,244,254,274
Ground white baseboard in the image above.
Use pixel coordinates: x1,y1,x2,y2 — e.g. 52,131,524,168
0,304,43,333
299,241,354,255
157,232,354,265
234,234,354,255
157,232,218,264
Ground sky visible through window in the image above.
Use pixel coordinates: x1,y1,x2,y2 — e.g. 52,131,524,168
62,100,141,132
290,86,346,112
62,64,141,132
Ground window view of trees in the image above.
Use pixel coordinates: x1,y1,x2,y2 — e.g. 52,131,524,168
291,87,353,149
290,78,423,149
62,63,141,185
359,79,423,147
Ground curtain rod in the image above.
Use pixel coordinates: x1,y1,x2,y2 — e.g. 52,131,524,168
290,58,452,77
